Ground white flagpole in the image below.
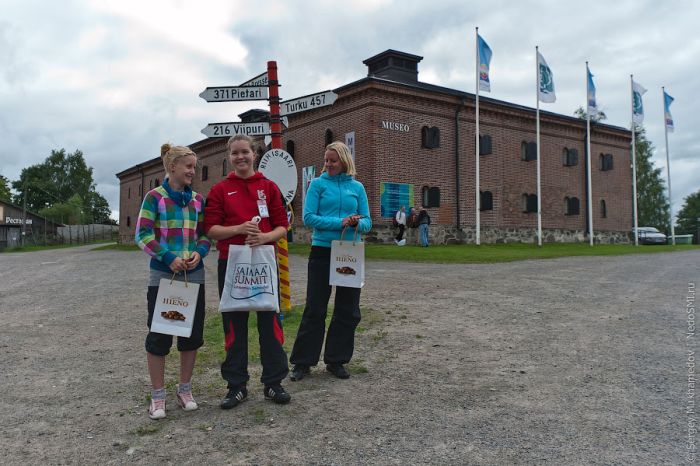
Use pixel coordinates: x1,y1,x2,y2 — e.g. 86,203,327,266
535,46,542,246
663,86,675,245
475,27,481,245
585,62,594,246
630,75,639,246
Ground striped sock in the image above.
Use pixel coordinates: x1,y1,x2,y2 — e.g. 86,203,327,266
151,387,166,401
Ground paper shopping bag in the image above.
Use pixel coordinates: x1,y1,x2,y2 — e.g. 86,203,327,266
219,245,280,313
150,278,200,337
329,229,365,288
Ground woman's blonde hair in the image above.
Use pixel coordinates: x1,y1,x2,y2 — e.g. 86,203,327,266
324,141,356,176
227,135,258,153
161,143,196,178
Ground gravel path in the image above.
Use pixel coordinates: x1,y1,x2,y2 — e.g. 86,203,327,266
0,245,696,465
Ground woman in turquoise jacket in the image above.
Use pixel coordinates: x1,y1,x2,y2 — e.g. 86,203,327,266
289,141,371,381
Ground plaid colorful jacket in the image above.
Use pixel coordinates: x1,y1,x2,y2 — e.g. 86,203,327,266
135,185,210,273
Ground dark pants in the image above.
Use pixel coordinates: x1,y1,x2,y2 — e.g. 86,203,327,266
290,246,361,366
395,224,405,241
218,260,288,389
145,284,206,356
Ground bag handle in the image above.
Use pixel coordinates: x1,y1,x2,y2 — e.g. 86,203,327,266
339,216,364,245
169,251,190,287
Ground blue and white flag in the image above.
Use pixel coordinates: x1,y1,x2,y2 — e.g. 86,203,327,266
664,90,675,133
537,51,556,103
587,65,597,115
477,34,493,92
632,79,646,125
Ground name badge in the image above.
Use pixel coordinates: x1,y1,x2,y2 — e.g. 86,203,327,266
257,200,269,218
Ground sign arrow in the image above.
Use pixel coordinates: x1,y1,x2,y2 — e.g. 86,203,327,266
280,91,338,116
199,86,269,102
240,72,268,87
201,121,270,138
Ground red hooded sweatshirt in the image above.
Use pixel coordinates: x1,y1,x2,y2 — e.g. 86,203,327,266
204,171,288,260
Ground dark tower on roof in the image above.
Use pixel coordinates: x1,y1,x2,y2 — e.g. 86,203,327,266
363,50,423,84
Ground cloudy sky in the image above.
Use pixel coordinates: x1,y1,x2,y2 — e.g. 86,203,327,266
1,0,697,221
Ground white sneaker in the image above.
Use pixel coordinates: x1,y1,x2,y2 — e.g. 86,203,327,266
149,398,166,420
176,386,198,411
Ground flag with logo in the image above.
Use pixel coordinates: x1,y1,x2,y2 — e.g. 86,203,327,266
664,90,675,132
632,80,646,125
587,65,597,115
477,34,493,92
537,51,556,103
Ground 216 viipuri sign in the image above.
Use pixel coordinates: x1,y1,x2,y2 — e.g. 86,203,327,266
201,122,270,138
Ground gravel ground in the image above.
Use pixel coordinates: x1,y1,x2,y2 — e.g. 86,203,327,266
0,245,696,465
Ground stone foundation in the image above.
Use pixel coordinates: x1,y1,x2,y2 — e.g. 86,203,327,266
120,227,631,246
287,225,631,245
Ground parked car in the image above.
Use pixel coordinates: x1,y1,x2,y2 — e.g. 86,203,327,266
635,226,667,245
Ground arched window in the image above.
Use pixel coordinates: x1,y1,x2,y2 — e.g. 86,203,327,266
155,178,160,187
222,158,228,176
325,129,334,146
126,216,131,227
600,199,607,218
522,193,537,213
421,126,440,149
422,186,430,207
521,141,536,161
480,190,493,211
479,134,492,155
286,140,295,158
149,180,153,189
565,197,580,215
201,165,209,181
128,187,131,199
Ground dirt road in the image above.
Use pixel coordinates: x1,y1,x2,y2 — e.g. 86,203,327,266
0,245,696,464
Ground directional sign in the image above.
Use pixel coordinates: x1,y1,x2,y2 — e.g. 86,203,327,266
240,72,268,87
201,121,270,138
280,91,338,116
199,86,269,102
258,149,297,204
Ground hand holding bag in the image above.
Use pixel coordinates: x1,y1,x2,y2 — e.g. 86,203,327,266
329,225,365,288
150,271,200,337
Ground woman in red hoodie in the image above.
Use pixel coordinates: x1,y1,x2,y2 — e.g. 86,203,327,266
204,134,291,409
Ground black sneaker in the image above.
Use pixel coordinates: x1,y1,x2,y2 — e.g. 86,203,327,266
326,363,350,379
220,387,247,410
290,364,310,382
264,384,291,404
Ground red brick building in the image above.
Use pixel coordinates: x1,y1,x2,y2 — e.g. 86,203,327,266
117,50,632,244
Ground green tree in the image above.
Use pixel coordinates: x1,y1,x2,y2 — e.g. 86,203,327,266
573,106,607,123
11,149,111,223
39,194,84,225
675,190,700,240
0,174,11,202
634,127,670,232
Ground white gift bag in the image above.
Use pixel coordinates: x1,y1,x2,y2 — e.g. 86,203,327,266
219,244,280,313
150,276,200,338
329,227,365,288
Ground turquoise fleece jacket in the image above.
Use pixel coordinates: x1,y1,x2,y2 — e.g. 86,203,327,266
303,172,372,247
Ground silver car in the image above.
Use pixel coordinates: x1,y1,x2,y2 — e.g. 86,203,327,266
635,226,667,245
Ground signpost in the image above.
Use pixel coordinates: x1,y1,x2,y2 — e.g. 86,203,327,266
199,65,340,312
199,86,269,102
280,90,338,116
200,121,270,138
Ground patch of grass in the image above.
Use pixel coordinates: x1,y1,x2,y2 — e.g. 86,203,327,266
132,423,162,436
347,362,368,374
1,240,114,253
91,243,140,251
287,242,700,264
251,408,266,424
